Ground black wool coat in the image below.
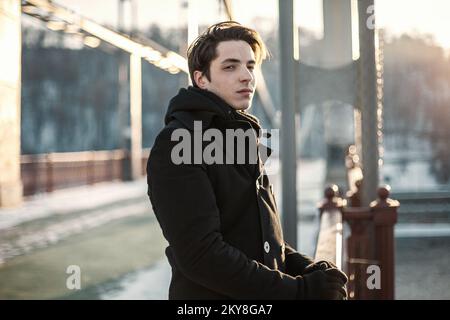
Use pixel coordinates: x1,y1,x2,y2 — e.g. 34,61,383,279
147,86,314,299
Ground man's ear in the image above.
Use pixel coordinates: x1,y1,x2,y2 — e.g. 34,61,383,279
194,70,208,89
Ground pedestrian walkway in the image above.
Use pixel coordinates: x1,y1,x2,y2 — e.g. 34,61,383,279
0,179,155,264
0,158,326,299
396,237,450,299
0,178,168,299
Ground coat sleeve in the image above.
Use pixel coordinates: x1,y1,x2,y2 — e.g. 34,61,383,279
147,128,299,299
284,242,315,276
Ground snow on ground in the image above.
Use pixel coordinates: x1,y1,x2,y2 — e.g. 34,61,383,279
0,179,148,230
101,259,172,300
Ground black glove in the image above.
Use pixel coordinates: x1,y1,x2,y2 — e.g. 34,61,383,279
296,269,348,300
303,261,349,290
303,260,338,274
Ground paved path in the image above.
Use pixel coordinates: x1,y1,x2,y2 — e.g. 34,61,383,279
396,237,450,299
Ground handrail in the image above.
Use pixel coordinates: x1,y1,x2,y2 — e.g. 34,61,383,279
21,150,127,163
20,148,151,196
21,148,151,163
315,185,345,270
315,207,344,269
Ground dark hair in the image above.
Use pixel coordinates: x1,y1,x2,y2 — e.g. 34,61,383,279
187,21,268,87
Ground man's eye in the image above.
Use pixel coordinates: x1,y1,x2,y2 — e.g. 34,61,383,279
248,65,255,71
224,65,235,70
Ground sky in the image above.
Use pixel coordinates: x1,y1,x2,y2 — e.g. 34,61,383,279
53,0,450,50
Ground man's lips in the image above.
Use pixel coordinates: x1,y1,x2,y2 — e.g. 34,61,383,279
236,88,254,94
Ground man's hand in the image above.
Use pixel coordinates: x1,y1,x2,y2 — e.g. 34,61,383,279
298,260,348,300
297,269,348,300
305,261,348,285
303,260,337,274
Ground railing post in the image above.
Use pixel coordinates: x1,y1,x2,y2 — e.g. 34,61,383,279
370,185,399,299
46,153,54,193
343,184,399,300
87,152,95,185
342,208,374,299
319,184,345,216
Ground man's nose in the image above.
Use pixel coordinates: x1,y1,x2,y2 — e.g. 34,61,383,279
239,67,254,83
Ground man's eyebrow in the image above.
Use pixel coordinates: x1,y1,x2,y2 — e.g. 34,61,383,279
220,58,256,64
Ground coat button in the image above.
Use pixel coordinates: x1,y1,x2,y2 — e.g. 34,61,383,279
264,241,270,254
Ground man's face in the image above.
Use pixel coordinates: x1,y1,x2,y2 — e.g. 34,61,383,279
194,40,257,111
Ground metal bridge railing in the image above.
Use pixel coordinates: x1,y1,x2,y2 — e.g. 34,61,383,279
20,149,150,196
315,176,399,300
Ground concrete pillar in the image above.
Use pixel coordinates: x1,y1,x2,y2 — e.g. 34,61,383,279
0,0,22,207
322,0,353,68
119,52,143,181
358,0,379,205
279,0,297,248
117,1,142,181
129,53,142,179
321,0,354,189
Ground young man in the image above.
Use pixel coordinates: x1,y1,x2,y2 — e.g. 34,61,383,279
147,21,347,300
